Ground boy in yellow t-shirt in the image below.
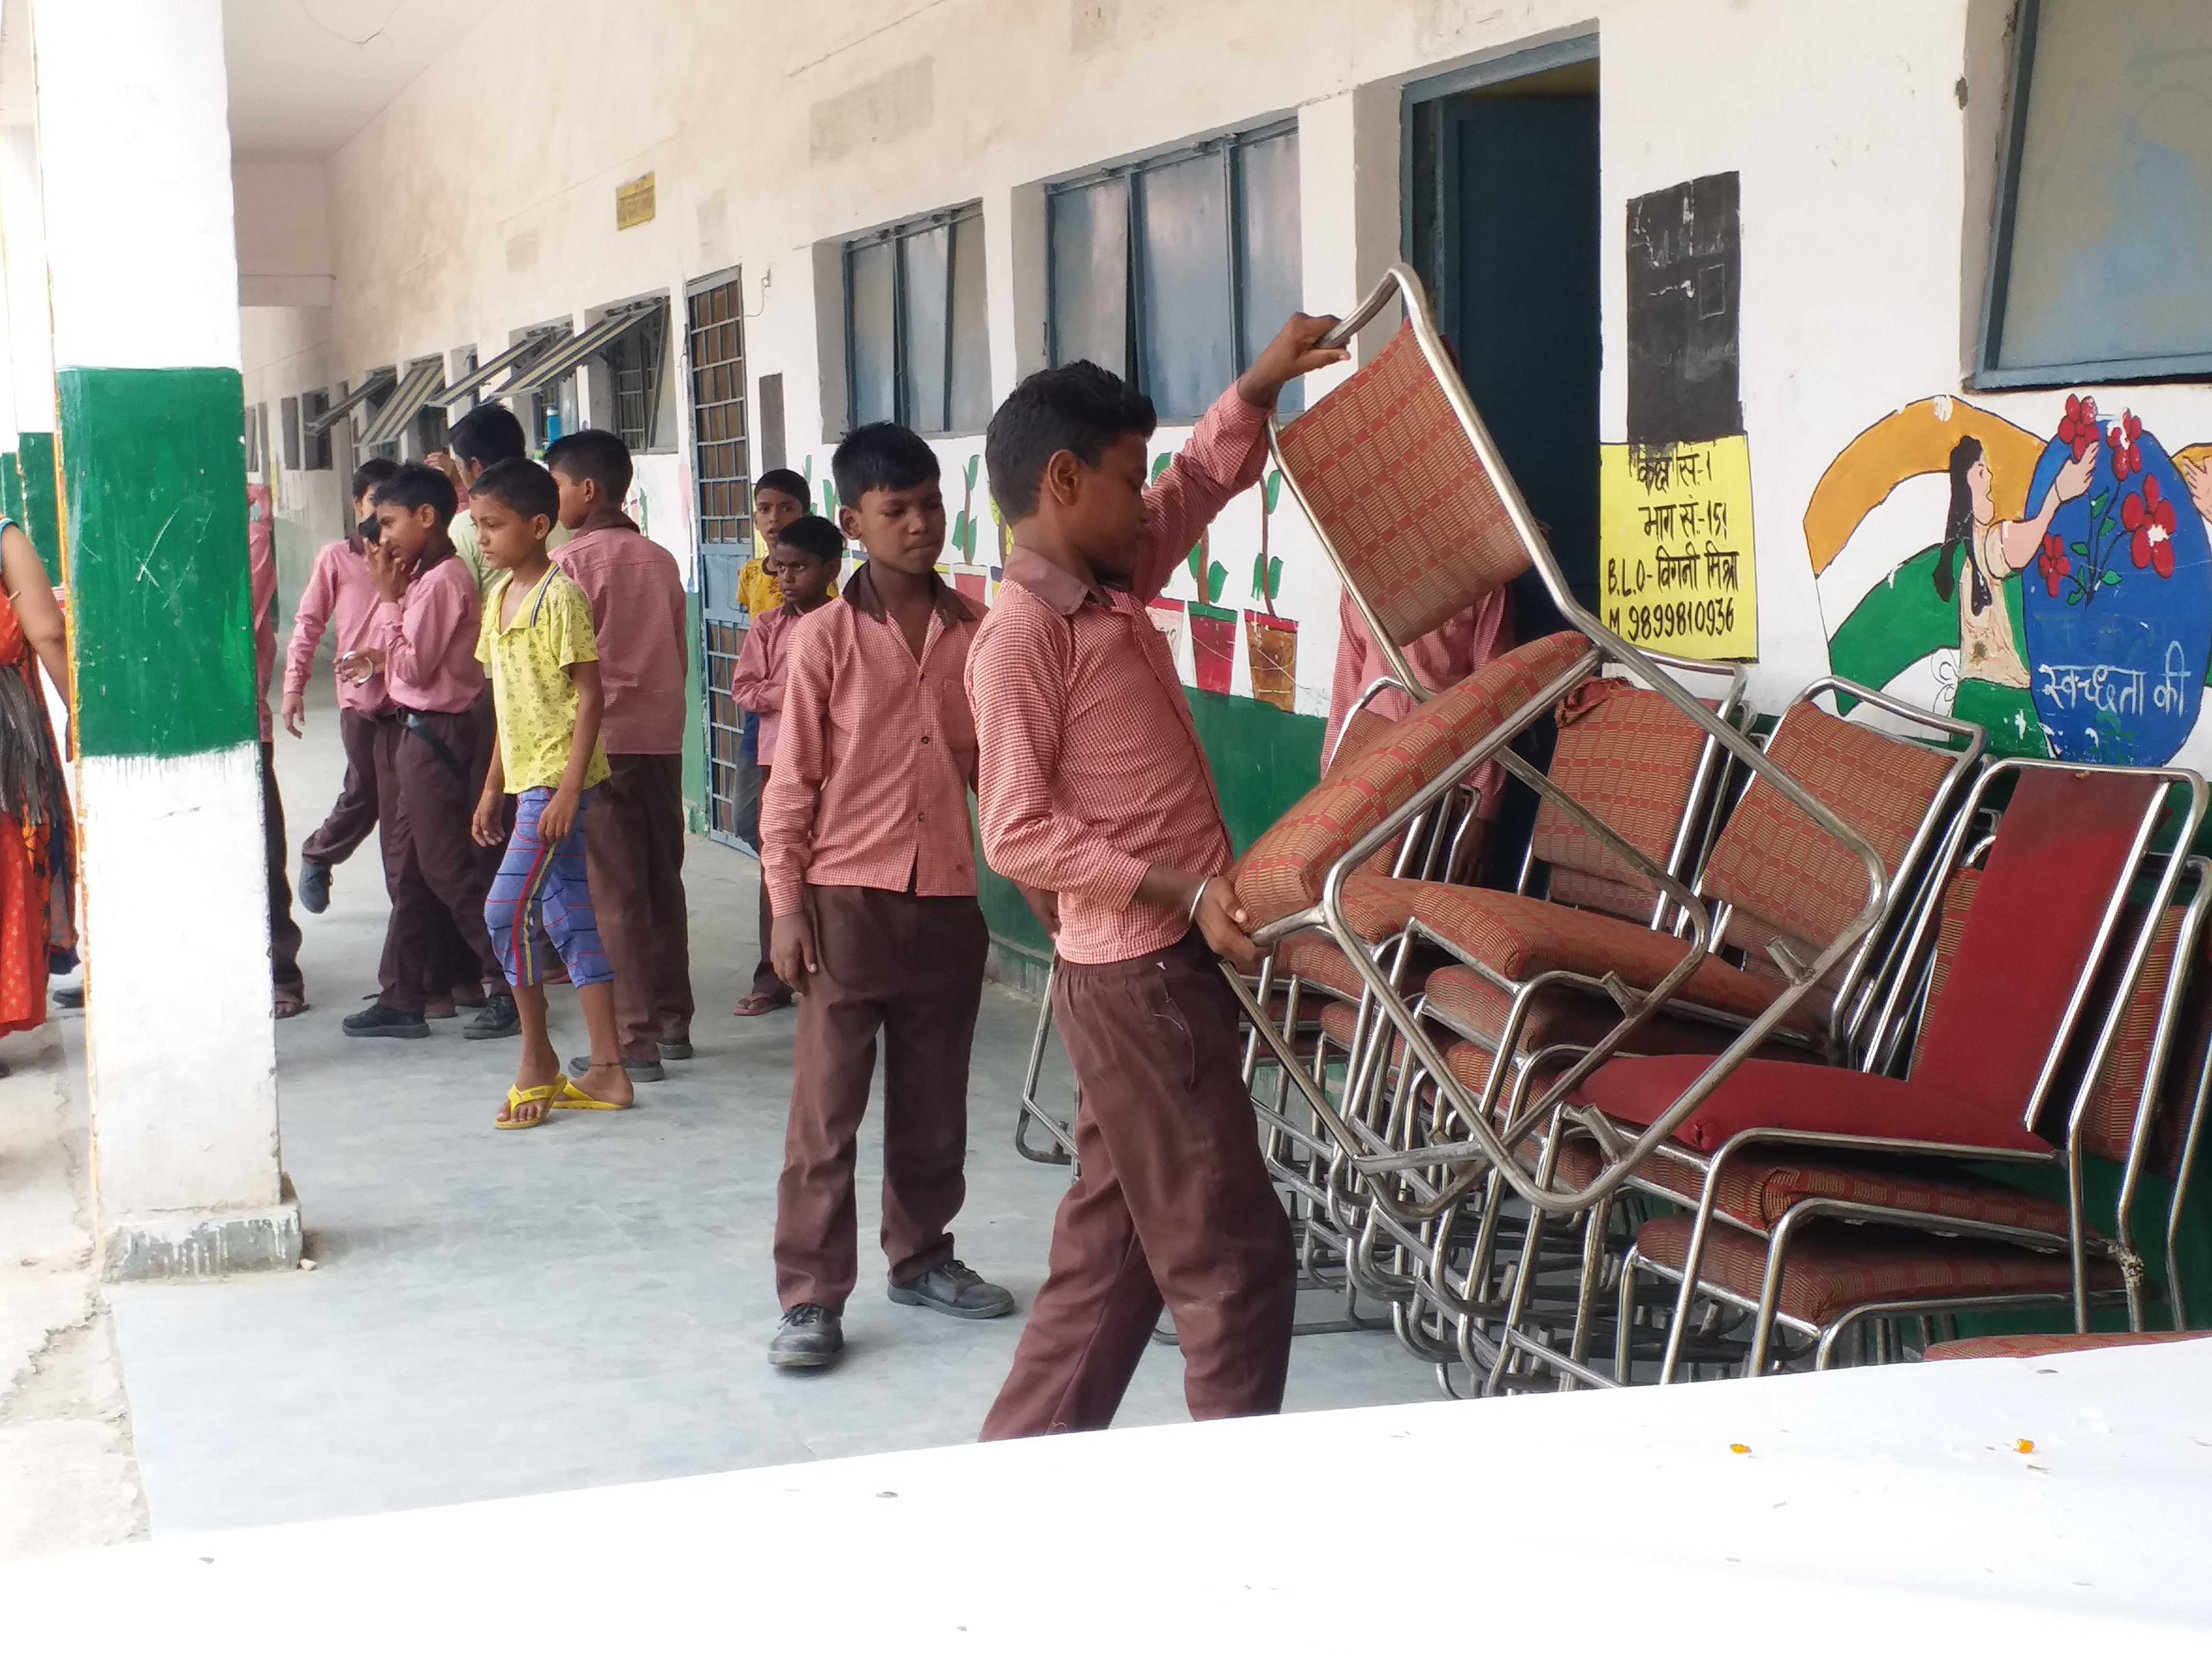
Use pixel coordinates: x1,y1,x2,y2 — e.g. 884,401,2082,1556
466,457,625,1130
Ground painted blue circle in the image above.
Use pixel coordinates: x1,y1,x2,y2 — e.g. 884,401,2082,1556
2019,424,2211,764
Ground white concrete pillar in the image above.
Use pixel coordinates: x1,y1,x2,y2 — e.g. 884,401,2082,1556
0,119,60,575
31,0,297,1277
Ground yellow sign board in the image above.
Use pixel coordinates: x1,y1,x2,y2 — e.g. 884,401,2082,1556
1598,434,1757,660
615,172,657,231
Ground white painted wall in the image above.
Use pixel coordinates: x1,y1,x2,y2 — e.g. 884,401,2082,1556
225,0,2212,752
234,158,334,306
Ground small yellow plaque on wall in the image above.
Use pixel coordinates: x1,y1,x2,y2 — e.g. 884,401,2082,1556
1597,434,1758,661
615,172,657,231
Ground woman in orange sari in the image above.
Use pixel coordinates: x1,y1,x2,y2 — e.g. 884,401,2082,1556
0,516,74,1054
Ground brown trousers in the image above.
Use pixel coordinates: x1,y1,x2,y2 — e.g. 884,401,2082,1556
980,929,1295,1440
583,752,695,1061
301,707,382,868
374,709,504,1014
774,884,988,1312
259,742,303,998
750,766,790,1001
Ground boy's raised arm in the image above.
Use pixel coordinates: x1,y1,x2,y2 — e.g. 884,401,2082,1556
758,625,831,919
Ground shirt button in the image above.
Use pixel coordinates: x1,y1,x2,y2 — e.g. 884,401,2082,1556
921,735,930,745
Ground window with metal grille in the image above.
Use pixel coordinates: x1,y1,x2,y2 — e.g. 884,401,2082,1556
606,300,672,451
687,270,756,847
301,389,333,471
1977,0,2212,387
844,203,990,435
1047,119,1301,420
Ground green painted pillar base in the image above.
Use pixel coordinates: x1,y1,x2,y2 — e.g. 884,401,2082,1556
16,430,60,583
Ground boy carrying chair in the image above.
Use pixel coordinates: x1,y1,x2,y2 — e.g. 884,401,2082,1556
465,458,633,1129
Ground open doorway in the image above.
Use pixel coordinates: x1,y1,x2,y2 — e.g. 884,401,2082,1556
1405,42,1600,640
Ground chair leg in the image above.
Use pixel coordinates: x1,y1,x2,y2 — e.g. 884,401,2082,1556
1568,1193,1616,1386
1615,1246,1646,1383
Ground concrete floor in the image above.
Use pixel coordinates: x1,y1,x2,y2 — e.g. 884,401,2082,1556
102,675,1436,1535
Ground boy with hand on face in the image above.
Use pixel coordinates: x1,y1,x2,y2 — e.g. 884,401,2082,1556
466,458,628,1129
728,513,842,1016
966,315,1346,1439
758,425,1012,1371
543,430,695,1082
342,464,513,1042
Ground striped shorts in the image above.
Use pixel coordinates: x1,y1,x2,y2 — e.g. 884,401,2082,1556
484,785,613,991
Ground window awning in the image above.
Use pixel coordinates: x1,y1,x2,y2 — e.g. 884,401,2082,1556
433,332,564,408
354,360,448,450
302,370,395,436
503,306,662,398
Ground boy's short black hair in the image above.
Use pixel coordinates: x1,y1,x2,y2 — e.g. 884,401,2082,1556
985,361,1157,521
754,467,810,506
447,402,529,470
831,422,939,508
469,457,560,526
543,428,633,502
373,462,459,528
773,514,844,566
349,456,401,501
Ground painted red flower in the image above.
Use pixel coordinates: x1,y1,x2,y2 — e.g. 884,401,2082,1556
2106,409,2144,480
2123,474,2177,578
2037,532,2071,597
2057,393,2101,461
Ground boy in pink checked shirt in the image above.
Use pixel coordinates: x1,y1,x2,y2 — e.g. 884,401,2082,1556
544,430,695,1082
285,458,397,918
965,316,1346,1440
341,465,513,1042
757,423,1013,1372
726,512,841,1017
247,482,305,1018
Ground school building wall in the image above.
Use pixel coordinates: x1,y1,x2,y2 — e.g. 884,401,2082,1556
233,0,2212,978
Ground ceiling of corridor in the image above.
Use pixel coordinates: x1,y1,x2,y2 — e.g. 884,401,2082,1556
222,0,499,158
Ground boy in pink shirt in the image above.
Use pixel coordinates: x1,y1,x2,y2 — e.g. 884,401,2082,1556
287,458,398,915
248,482,306,1018
727,512,841,1015
544,430,694,1080
342,465,512,1041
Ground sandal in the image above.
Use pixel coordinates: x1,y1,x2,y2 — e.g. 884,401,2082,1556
553,1074,632,1112
732,991,793,1017
274,990,309,1020
496,1084,556,1130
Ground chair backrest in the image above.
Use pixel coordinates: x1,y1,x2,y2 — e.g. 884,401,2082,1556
1235,631,1594,928
1910,767,2166,1130
1527,678,1717,924
1274,320,1531,654
1702,702,1962,980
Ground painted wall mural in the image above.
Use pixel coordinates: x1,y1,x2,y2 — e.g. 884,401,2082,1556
1810,394,2212,763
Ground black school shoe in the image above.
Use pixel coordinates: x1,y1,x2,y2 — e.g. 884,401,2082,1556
768,1304,844,1370
298,860,331,915
889,1260,1016,1320
343,1002,429,1040
568,1054,667,1082
462,994,519,1041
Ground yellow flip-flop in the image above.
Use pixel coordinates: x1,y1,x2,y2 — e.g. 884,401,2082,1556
553,1074,633,1111
496,1084,557,1130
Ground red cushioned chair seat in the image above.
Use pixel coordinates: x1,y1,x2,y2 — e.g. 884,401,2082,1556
1923,1331,2208,1362
1576,1053,2050,1156
1635,1214,2118,1329
1274,934,1369,1002
1422,965,1816,1061
1408,886,1827,1035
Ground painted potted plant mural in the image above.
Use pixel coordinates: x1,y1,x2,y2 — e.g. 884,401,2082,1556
1153,453,1236,693
948,454,987,606
2019,396,2212,763
1243,468,1296,711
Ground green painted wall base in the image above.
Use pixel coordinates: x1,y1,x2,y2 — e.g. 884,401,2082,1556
58,368,254,759
683,589,707,815
15,431,59,583
1,450,23,533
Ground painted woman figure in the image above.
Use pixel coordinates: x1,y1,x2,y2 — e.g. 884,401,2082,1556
1933,434,2092,743
0,516,74,1054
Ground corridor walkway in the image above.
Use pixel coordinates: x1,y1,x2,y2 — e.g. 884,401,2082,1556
103,675,1432,1533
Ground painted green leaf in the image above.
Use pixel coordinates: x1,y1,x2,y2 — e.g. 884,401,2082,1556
2089,491,2109,519
1186,543,1204,585
2068,590,2083,605
1267,555,1282,597
965,454,979,490
1151,453,1173,482
2070,542,2089,559
1250,551,1266,599
2102,568,2123,585
1263,469,1282,513
1207,563,1226,604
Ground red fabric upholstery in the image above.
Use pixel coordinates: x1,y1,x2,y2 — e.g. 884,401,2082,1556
1421,964,1810,1060
1235,633,1592,926
1923,1331,2208,1362
1912,768,2163,1122
1409,885,1825,1033
1576,1053,2049,1155
1274,320,1533,647
1273,933,1368,1002
1530,679,1710,908
1634,1213,2117,1329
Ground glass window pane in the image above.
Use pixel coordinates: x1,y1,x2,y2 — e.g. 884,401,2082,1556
1996,0,2212,372
1134,151,1234,422
899,222,952,433
847,238,896,427
949,214,992,432
1236,129,1303,409
1050,176,1130,376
